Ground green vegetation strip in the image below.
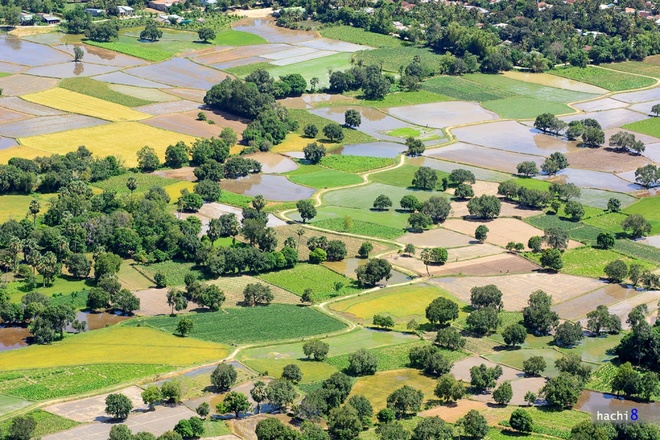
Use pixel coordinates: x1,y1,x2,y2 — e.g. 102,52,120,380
127,304,347,344
319,155,395,173
0,410,79,438
551,66,655,91
59,77,154,107
213,30,267,46
258,263,361,300
481,96,574,119
319,26,403,48
421,76,515,101
92,173,178,194
353,47,445,75
312,218,404,239
287,165,363,189
289,109,375,145
623,195,660,235
0,364,173,400
85,40,172,62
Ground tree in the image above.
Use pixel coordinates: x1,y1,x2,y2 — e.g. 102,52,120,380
377,421,410,440
166,289,188,315
534,113,562,134
411,417,452,440
304,124,319,138
223,391,251,418
607,198,621,213
114,289,140,315
386,385,424,418
297,199,317,223
540,248,563,271
474,225,488,242
344,109,361,128
140,21,163,41
434,374,465,403
282,364,303,384
509,409,533,433
580,126,605,147
405,137,425,156
211,363,237,391
435,327,465,350
348,348,378,376
502,323,527,347
596,232,615,250
493,381,513,405
470,364,503,393
36,251,61,287
604,259,629,283
243,283,274,306
73,45,85,63
523,290,559,335
522,356,546,377
564,200,585,221
425,297,458,326
301,288,314,305
373,314,395,329
266,379,298,410
621,214,652,239
198,27,216,42
176,316,193,337
358,242,373,259
466,308,500,335
194,179,221,203
524,391,537,406
328,405,362,440
407,212,432,232
555,354,591,383
411,167,437,190
373,194,393,211
303,142,326,164
554,321,584,347
347,395,373,424
323,123,344,142
196,402,210,419
109,425,133,440
470,285,503,310
251,381,268,413
8,416,36,440
420,196,451,224
653,103,660,117
517,161,538,177
161,381,182,404
137,146,160,172
456,410,488,439
454,183,474,199
377,409,396,424
65,253,91,279
105,393,133,420
541,373,581,408
449,169,476,185
399,195,420,212
634,164,659,188
165,142,189,168
303,339,329,361
356,258,391,287
256,418,298,440
528,236,542,253
467,195,501,219
142,386,162,411
543,227,569,250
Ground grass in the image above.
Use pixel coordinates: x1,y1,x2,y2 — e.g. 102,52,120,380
0,410,78,437
58,77,154,107
358,90,453,108
330,284,467,328
243,358,338,383
213,30,267,46
370,164,449,188
353,47,444,75
465,73,597,104
219,190,254,208
322,182,442,210
623,117,660,139
203,419,231,436
85,27,203,61
585,362,617,394
509,177,551,192
497,407,591,439
287,165,362,189
0,394,31,415
92,172,178,194
622,196,660,235
550,66,655,91
138,260,200,286
0,364,173,401
388,128,420,138
307,205,412,229
319,155,395,173
225,61,273,77
0,193,56,223
6,276,90,303
319,26,403,48
349,369,437,410
128,304,346,344
560,246,655,278
19,122,196,168
526,213,604,245
602,60,660,79
311,218,405,239
258,263,361,300
22,88,149,122
613,239,660,265
582,212,627,233
481,96,574,119
163,180,196,205
266,53,353,88
421,76,515,101
0,327,228,371
0,72,10,78
288,109,375,146
86,40,172,62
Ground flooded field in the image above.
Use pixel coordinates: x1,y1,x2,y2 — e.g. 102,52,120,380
552,168,638,192
613,87,660,103
135,100,201,116
0,61,26,73
0,327,29,351
0,108,31,124
0,74,59,96
331,142,404,158
629,99,660,115
553,284,639,320
560,108,647,130
125,57,228,90
233,18,317,43
248,152,298,173
424,142,544,174
573,97,628,112
502,70,608,94
0,96,64,116
220,174,314,200
0,114,108,138
386,101,499,128
452,120,578,156
108,84,179,102
280,93,354,109
94,71,170,88
0,35,71,66
310,106,412,142
410,157,509,182
71,311,129,331
0,138,18,150
193,43,289,65
22,31,84,46
300,38,371,52
164,88,207,102
576,390,660,421
25,62,119,79
56,44,144,67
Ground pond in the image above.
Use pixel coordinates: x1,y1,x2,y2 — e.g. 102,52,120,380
0,35,71,66
0,327,30,352
68,311,129,332
575,390,660,422
233,18,317,44
324,258,411,284
331,142,404,158
220,174,315,201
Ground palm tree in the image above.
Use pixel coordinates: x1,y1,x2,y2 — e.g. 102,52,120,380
420,248,432,277
28,199,40,226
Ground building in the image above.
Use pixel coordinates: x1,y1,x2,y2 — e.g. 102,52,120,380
117,5,134,16
148,0,183,11
85,8,104,16
40,14,60,24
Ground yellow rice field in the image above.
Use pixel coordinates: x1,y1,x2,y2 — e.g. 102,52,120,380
0,145,51,164
0,327,228,371
164,180,196,203
22,88,150,122
18,122,197,167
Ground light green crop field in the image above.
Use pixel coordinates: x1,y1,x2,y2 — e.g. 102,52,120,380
266,53,353,88
92,172,179,194
322,182,441,210
603,60,660,79
421,76,515,101
0,410,79,437
305,205,411,229
465,73,597,103
58,77,154,107
623,117,660,139
85,27,203,61
330,284,467,327
370,164,449,188
561,246,655,278
623,196,660,234
352,47,444,75
319,155,395,173
311,218,405,239
257,264,361,300
128,304,347,344
359,90,453,108
550,66,655,91
213,30,267,46
287,164,363,188
481,96,574,119
288,109,376,146
349,368,437,410
319,26,404,48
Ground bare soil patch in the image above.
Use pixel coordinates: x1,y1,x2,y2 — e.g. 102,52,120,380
1,114,107,138
143,113,225,138
425,142,544,174
233,18,318,43
419,400,490,423
135,100,201,116
0,108,32,124
135,288,197,316
0,74,58,96
430,273,603,311
45,386,148,423
432,253,539,276
193,43,289,65
228,413,294,440
553,284,639,320
164,88,207,103
154,167,196,181
565,146,652,173
0,96,64,116
125,57,229,90
386,101,499,129
470,377,546,406
399,227,476,248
